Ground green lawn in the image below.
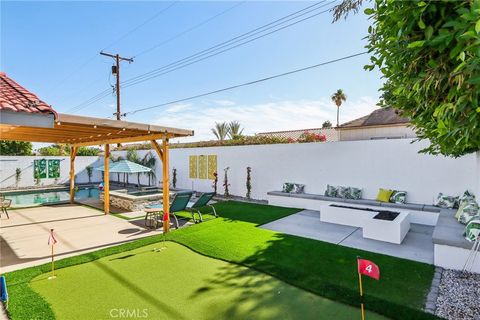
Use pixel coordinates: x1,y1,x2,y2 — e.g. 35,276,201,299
30,242,386,320
5,201,438,320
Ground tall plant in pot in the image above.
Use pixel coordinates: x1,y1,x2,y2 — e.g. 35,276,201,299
223,167,230,197
172,168,177,189
15,168,21,188
212,171,218,193
246,167,252,199
86,165,93,183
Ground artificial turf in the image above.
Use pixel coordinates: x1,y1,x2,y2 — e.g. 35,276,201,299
5,200,438,320
30,242,386,320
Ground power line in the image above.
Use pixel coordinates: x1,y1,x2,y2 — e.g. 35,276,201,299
122,1,334,87
125,52,367,115
56,1,178,111
122,3,336,90
133,1,246,58
70,1,336,113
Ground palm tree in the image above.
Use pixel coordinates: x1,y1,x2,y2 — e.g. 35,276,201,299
331,89,347,127
211,122,229,141
228,121,244,140
141,152,156,186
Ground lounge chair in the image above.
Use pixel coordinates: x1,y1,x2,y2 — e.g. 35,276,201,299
0,195,11,219
144,191,193,229
187,192,217,223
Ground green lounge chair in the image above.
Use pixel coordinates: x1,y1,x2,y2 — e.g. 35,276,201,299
144,191,193,229
187,192,217,223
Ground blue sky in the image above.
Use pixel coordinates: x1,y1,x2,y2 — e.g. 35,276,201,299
2,1,383,142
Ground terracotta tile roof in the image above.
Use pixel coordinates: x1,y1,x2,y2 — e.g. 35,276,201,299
339,107,409,129
256,127,339,141
0,72,57,117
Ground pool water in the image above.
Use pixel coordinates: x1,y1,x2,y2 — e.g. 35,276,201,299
4,187,100,207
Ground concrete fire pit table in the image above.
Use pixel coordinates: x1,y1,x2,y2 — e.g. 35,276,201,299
320,204,411,244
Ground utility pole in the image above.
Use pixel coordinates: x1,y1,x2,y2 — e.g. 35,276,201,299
99,51,133,120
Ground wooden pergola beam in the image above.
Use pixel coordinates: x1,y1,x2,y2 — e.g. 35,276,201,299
104,144,110,215
71,133,171,147
162,136,170,232
69,146,77,204
150,140,164,162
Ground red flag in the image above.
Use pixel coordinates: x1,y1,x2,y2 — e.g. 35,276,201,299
48,230,57,246
163,212,169,222
358,258,380,280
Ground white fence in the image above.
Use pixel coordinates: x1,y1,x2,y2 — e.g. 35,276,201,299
0,156,103,189
112,139,480,205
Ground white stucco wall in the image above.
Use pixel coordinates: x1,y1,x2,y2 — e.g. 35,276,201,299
112,139,478,205
0,156,103,189
339,125,416,141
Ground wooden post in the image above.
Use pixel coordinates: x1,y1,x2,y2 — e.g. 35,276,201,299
69,146,77,204
104,144,110,215
162,136,170,232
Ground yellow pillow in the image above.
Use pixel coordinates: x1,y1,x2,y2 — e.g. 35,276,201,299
376,188,394,202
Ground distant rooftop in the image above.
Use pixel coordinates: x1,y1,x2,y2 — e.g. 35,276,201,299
339,107,409,129
0,72,57,117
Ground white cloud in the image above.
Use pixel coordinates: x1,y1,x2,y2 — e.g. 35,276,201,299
165,103,192,113
213,100,236,107
155,97,379,142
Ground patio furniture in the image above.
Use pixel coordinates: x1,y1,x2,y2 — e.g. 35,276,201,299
0,195,11,219
187,192,217,223
320,204,410,244
144,191,193,230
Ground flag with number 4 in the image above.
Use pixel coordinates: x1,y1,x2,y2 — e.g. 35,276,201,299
358,258,380,280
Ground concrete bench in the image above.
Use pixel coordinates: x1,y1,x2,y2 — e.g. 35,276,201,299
432,209,479,272
266,191,440,226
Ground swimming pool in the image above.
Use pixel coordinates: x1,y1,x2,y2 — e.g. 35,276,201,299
3,187,100,207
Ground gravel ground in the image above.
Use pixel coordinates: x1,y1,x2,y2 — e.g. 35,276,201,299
435,269,480,320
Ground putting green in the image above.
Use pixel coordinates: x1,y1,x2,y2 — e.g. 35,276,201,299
31,242,386,320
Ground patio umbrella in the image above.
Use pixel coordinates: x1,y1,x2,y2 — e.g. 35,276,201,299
94,159,152,174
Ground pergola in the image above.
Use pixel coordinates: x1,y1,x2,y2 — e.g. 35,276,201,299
0,113,194,217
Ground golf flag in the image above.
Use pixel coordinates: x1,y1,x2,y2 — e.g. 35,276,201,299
358,258,380,280
163,211,170,233
48,229,57,279
48,230,57,246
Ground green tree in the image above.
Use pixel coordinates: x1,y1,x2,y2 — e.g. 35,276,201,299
141,152,156,186
334,0,480,157
211,122,229,141
127,148,142,186
86,166,93,183
228,121,244,140
0,141,32,155
331,89,347,127
322,120,333,128
37,145,63,156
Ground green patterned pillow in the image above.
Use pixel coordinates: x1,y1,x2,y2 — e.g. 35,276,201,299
434,193,459,209
455,201,467,220
293,183,305,194
324,185,338,197
337,186,350,199
346,187,362,200
282,183,294,193
458,199,479,225
465,217,480,242
390,190,407,204
459,190,475,205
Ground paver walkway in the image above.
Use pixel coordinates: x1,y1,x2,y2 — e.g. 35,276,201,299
261,209,434,263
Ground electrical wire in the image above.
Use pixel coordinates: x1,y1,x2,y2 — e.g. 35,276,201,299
124,52,367,116
133,1,246,58
69,1,335,113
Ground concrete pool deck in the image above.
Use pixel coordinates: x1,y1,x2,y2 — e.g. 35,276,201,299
261,210,434,264
0,204,186,273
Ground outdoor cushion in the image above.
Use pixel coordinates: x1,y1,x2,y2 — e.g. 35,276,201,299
454,202,467,220
337,186,350,199
433,211,472,249
293,184,305,194
434,193,459,209
458,199,479,225
380,201,424,211
459,190,476,205
390,190,407,204
267,191,291,197
376,188,393,202
282,183,295,193
422,205,442,213
343,198,381,207
324,185,338,197
346,187,362,200
465,217,480,242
